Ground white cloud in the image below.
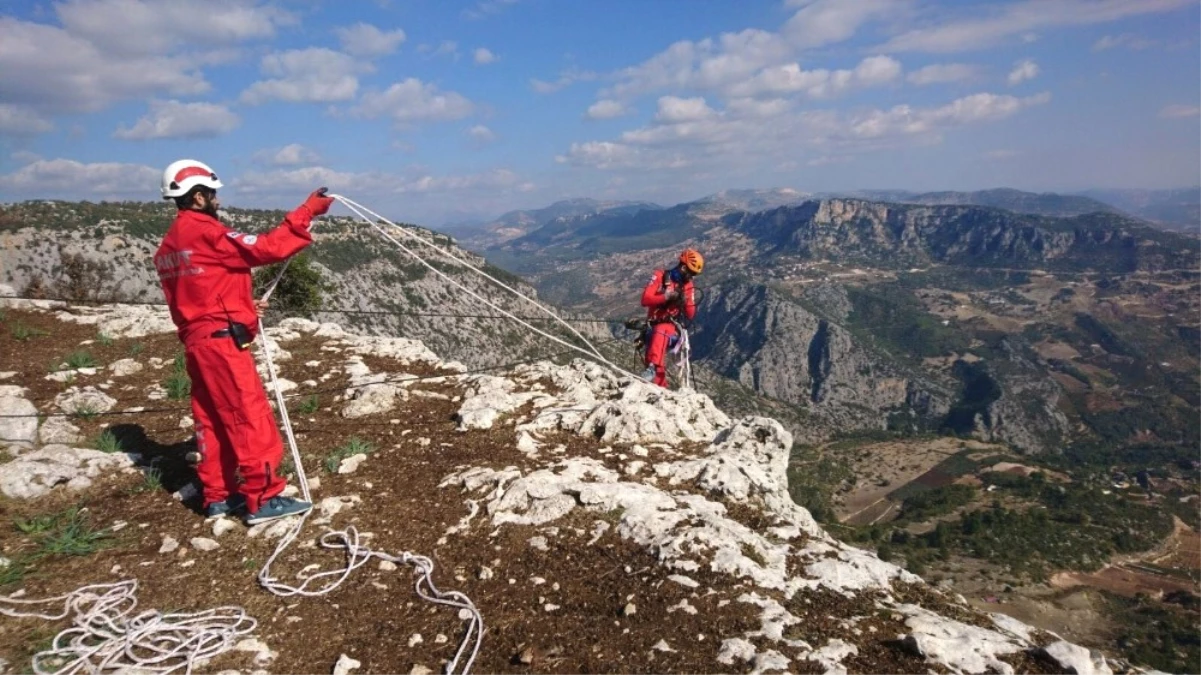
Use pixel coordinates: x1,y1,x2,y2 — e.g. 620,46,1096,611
237,166,524,196
586,100,630,120
559,91,1051,172
113,100,240,140
418,41,460,60
531,68,598,94
655,96,716,124
1159,104,1201,119
463,0,519,20
726,55,902,99
906,63,977,85
241,48,367,104
608,29,792,100
879,0,1193,52
253,143,321,166
335,23,406,58
1092,33,1159,51
1007,59,1039,85
0,104,53,136
0,16,210,114
467,125,496,142
55,0,292,56
0,158,160,197
354,78,474,124
782,0,900,49
473,47,498,65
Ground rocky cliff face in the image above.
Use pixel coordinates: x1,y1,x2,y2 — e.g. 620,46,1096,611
0,295,1120,674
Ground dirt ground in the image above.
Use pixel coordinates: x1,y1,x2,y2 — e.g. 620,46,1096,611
0,305,978,675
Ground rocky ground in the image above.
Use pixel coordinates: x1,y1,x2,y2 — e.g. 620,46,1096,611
0,294,1120,674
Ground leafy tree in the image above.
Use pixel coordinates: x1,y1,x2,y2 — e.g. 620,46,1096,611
254,251,328,319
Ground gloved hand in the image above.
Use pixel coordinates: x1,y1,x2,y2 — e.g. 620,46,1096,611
663,288,680,304
301,187,333,217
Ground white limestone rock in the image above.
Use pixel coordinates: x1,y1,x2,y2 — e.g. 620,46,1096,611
0,386,38,447
337,453,368,475
54,386,117,414
38,416,84,445
108,359,144,377
1037,641,1113,675
0,444,134,499
332,654,361,675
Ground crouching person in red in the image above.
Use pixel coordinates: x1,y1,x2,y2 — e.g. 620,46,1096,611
154,159,333,524
640,248,704,388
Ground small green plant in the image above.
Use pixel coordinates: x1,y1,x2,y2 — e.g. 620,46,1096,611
12,322,47,341
164,353,191,400
97,332,114,347
294,394,320,415
129,343,144,356
94,430,123,454
0,557,28,587
127,468,163,494
279,455,296,478
323,436,374,473
15,513,58,535
72,403,100,421
37,509,111,557
65,350,98,369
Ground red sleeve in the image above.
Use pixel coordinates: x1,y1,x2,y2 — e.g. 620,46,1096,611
682,280,696,320
641,270,668,308
207,207,314,269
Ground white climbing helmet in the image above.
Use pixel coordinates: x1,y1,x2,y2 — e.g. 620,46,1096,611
160,159,223,200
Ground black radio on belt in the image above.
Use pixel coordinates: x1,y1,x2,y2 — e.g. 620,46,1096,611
211,321,253,350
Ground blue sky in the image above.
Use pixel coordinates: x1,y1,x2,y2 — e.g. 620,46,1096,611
0,0,1198,227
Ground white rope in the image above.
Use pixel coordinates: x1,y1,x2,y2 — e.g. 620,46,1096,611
0,580,256,675
251,224,484,673
670,326,693,391
332,194,639,380
334,194,608,362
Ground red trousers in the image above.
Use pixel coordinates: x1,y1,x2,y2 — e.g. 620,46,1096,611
643,322,679,388
184,334,285,513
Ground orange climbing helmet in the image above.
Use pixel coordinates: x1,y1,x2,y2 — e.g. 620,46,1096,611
679,248,704,275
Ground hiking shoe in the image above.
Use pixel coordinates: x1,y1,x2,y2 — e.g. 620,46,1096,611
243,496,312,526
204,494,247,519
641,366,656,382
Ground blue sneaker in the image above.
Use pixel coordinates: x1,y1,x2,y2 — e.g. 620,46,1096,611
641,366,656,382
244,496,312,526
204,494,247,519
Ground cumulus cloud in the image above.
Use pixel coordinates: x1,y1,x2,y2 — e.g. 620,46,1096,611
418,41,460,60
241,48,368,104
1159,104,1200,119
466,125,497,142
558,91,1051,172
0,158,160,197
462,0,519,20
879,0,1192,52
1007,59,1039,85
253,143,321,166
782,0,899,49
237,165,524,196
114,100,240,140
1092,33,1159,51
906,63,977,85
586,100,630,120
354,78,474,124
531,68,598,94
0,104,54,136
725,55,901,99
55,0,293,56
473,47,498,65
335,22,406,58
0,16,210,114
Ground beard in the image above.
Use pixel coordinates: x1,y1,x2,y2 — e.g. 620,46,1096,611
200,200,219,217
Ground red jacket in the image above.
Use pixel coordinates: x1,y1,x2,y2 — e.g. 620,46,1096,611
155,208,314,343
641,269,696,323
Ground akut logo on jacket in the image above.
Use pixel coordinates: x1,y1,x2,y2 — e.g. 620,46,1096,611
154,249,203,280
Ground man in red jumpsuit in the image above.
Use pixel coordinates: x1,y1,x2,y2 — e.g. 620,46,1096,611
640,248,704,388
154,159,333,525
